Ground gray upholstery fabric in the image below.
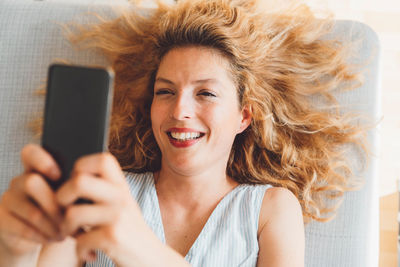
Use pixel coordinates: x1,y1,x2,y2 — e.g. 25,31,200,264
0,0,113,194
0,1,380,266
304,21,381,267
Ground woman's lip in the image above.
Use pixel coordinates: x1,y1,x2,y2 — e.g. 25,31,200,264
166,127,204,133
165,128,205,148
167,134,202,148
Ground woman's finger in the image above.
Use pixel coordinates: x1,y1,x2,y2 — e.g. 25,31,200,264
1,191,61,240
0,206,49,246
74,223,157,266
9,173,62,225
22,173,62,224
72,152,124,184
20,144,61,181
56,173,122,207
74,228,106,262
61,204,118,236
74,227,126,263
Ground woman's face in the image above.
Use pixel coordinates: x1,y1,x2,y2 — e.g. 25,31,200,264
151,46,251,175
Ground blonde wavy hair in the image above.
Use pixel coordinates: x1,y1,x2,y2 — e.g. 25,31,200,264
38,0,369,223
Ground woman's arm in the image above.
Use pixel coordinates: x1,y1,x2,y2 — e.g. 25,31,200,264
0,144,189,267
55,152,190,267
257,187,305,267
0,144,66,267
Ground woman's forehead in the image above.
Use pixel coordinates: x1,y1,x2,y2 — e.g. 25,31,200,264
156,46,235,85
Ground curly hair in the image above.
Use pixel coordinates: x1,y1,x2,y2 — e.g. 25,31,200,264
39,0,369,223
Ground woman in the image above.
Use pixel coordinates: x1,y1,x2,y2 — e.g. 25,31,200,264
0,0,366,266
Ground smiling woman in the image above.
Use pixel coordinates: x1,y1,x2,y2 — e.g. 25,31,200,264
80,0,367,222
151,47,251,176
0,0,369,266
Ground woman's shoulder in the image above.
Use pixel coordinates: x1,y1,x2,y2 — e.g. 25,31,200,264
262,187,300,209
257,187,303,236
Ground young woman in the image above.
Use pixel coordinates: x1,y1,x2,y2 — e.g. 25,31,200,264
0,0,366,266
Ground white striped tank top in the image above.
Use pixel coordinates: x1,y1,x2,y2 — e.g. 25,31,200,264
86,172,272,267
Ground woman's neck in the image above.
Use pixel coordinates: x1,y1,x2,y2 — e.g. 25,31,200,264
154,164,239,211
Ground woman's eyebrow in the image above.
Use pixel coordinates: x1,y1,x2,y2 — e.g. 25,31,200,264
155,77,221,85
155,77,175,85
193,79,221,85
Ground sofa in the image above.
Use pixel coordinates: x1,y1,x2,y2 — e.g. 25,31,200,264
0,0,381,266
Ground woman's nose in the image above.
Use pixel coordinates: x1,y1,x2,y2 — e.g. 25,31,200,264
171,93,194,120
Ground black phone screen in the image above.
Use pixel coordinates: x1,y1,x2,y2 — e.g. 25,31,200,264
42,64,113,189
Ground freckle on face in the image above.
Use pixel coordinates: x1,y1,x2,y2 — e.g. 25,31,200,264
150,46,245,174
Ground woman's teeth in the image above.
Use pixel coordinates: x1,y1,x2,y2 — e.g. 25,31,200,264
170,132,201,141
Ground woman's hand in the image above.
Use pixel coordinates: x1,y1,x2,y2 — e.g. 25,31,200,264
0,144,63,266
56,152,164,266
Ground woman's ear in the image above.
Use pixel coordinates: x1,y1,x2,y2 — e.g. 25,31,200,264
237,105,252,134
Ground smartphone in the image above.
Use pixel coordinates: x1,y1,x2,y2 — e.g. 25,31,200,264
42,64,114,190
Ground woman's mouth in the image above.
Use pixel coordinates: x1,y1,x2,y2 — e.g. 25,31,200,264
168,131,204,141
166,129,205,147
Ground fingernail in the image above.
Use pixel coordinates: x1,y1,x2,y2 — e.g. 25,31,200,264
56,233,65,241
50,168,61,179
59,223,67,236
49,235,64,242
85,251,96,262
90,250,97,260
55,212,63,224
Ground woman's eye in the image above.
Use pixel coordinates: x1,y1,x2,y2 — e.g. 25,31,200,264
198,91,216,97
155,89,173,95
